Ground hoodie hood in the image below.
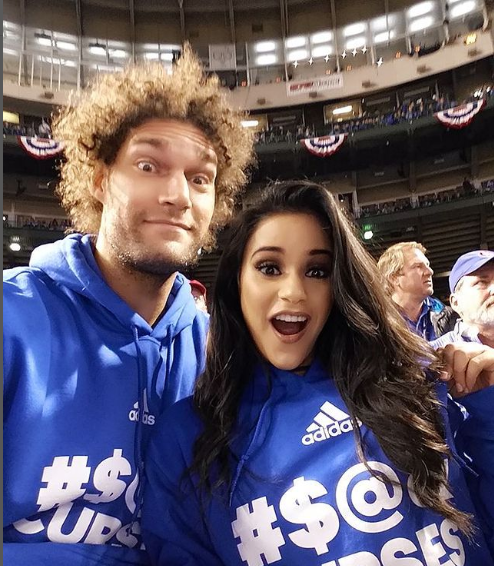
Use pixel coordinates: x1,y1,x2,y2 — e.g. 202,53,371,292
30,233,198,339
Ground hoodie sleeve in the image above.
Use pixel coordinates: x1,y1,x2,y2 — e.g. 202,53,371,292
452,386,494,553
142,404,223,566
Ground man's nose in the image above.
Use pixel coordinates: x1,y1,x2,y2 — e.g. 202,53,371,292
158,172,192,210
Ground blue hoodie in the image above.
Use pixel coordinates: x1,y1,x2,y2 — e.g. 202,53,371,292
142,360,494,566
3,234,208,566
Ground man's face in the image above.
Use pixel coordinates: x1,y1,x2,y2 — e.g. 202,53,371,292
94,119,217,276
393,248,434,301
451,261,494,329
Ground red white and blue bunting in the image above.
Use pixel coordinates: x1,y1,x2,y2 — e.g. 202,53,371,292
434,99,486,130
301,134,347,157
17,136,64,159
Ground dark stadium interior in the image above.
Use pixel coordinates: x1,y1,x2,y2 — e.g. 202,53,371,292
3,0,494,301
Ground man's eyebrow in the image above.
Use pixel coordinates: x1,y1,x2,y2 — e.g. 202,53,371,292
130,137,217,165
131,137,165,149
198,148,218,165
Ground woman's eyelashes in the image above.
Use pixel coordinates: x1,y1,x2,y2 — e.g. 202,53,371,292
254,260,330,279
306,266,330,279
256,261,281,276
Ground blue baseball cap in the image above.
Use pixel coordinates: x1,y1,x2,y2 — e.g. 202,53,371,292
449,250,494,293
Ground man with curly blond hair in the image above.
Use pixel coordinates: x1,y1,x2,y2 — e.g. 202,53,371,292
3,46,254,566
377,241,457,340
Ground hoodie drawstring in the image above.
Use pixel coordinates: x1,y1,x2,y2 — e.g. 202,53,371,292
229,390,273,507
129,326,145,533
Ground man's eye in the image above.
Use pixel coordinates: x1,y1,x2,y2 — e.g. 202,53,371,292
137,162,156,173
191,175,210,186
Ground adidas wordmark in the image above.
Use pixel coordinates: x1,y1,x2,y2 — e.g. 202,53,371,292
302,401,358,445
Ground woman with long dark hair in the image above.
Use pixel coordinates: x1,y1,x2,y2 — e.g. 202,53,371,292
142,180,493,565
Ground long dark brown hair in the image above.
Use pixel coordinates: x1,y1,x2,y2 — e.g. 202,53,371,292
191,180,471,533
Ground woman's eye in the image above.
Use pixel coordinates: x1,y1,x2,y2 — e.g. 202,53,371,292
307,267,330,278
137,162,156,173
257,263,280,276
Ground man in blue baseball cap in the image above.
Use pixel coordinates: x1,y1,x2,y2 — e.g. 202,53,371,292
432,250,494,395
433,250,494,348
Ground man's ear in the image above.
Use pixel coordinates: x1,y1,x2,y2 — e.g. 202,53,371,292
89,164,109,205
389,272,400,291
450,293,461,316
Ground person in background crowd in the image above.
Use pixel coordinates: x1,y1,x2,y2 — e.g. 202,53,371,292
431,250,494,548
141,181,493,565
3,45,254,566
377,241,457,340
432,250,494,393
434,250,494,351
190,279,208,313
38,117,52,138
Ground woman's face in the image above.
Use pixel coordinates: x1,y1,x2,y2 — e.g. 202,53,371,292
239,212,333,371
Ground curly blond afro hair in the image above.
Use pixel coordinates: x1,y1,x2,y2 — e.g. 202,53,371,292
52,45,255,248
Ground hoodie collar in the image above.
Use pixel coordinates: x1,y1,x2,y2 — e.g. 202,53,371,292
30,233,199,339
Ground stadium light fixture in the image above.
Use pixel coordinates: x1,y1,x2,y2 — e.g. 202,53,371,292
407,1,434,19
285,36,307,49
255,41,276,53
450,1,477,18
88,42,107,56
241,120,259,128
287,49,308,62
344,23,366,37
256,54,277,65
345,36,366,50
408,16,434,32
35,32,52,47
311,31,333,44
56,41,77,51
311,45,333,58
333,105,353,115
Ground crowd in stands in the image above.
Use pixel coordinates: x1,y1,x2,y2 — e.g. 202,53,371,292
3,216,70,231
254,84,493,145
359,178,494,218
3,117,52,139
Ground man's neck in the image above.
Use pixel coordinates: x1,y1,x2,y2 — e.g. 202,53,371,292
392,292,425,323
476,326,494,348
93,245,176,327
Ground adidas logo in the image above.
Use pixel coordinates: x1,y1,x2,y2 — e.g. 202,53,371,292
301,401,358,445
128,389,156,426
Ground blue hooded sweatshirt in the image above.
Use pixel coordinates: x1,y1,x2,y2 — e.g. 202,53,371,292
142,360,494,566
3,234,208,566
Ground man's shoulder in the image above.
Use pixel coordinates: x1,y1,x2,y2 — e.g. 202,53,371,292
430,322,477,349
3,265,73,329
430,331,460,349
4,265,49,298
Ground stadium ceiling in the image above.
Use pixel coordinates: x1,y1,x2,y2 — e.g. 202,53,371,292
56,0,331,13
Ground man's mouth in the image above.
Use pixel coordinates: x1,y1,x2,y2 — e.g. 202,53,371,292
145,220,191,231
271,314,309,336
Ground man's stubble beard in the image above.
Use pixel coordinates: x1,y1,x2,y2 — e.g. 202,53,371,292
471,304,494,328
109,223,204,280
